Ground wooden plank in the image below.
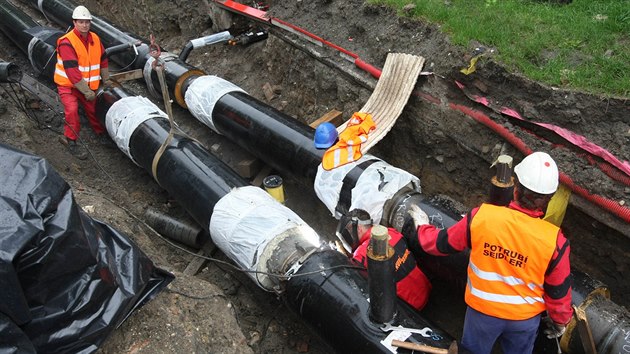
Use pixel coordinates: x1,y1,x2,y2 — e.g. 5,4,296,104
19,74,64,115
183,241,217,276
110,69,143,83
237,158,263,178
251,165,273,187
309,109,343,128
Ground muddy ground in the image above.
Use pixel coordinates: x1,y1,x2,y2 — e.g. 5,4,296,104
1,0,629,353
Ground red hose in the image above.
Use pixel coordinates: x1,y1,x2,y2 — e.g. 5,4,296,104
450,103,630,224
354,58,381,79
585,155,630,187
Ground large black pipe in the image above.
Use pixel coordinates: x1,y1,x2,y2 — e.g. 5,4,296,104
213,91,323,179
285,249,454,353
0,61,22,83
0,0,61,79
95,88,247,228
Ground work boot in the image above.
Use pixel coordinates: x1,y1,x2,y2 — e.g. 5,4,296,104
67,139,88,160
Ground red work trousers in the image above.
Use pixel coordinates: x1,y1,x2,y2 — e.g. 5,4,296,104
58,85,105,141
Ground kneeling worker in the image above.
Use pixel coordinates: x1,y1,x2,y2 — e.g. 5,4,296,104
336,208,432,310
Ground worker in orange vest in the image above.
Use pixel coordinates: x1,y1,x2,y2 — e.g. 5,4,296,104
405,152,572,353
321,112,375,170
54,6,112,160
337,208,432,310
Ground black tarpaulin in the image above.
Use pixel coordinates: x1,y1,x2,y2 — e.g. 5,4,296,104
0,143,173,353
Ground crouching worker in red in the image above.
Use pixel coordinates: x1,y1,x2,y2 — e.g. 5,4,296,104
404,152,573,354
54,6,112,160
336,208,432,310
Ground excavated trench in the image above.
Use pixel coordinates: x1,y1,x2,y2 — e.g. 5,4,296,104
1,0,630,353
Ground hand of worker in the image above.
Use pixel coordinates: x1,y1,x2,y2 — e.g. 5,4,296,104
100,67,114,89
84,89,96,101
544,321,566,339
408,204,429,229
74,79,96,101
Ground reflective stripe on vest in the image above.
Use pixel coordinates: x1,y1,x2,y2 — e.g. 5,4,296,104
54,31,102,89
464,203,558,320
322,113,375,170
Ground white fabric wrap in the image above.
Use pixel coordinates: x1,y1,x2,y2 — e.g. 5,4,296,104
184,75,246,133
314,154,420,223
106,96,168,164
209,186,306,275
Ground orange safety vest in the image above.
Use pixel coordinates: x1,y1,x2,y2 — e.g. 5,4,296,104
322,112,375,170
465,203,558,320
54,31,102,89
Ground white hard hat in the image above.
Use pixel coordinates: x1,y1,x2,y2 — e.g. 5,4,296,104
514,152,559,194
72,6,92,20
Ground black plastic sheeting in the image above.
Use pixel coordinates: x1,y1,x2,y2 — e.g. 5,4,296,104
0,144,173,354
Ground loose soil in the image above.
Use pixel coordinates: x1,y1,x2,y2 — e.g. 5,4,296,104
1,0,629,353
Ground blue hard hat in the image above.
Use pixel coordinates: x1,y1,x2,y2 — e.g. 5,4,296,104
314,122,339,149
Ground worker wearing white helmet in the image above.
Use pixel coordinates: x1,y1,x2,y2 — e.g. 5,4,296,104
54,5,112,160
404,151,573,354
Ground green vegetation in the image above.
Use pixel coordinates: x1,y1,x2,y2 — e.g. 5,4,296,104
370,0,630,97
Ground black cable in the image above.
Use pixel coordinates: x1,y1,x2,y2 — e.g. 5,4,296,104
164,287,227,301
76,190,365,285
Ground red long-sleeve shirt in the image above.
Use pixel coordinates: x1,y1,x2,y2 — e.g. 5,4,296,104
416,201,573,325
57,28,108,85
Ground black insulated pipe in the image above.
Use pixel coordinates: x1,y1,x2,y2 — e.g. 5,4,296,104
488,154,515,206
284,249,456,353
0,62,22,83
213,91,324,179
95,89,247,228
0,0,62,79
104,41,139,58
144,209,207,249
367,225,396,324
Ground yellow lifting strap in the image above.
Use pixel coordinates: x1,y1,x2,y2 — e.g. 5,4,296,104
544,184,571,227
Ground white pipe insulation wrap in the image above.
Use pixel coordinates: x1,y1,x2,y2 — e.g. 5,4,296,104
184,75,247,133
314,154,421,223
105,96,169,164
209,186,322,291
190,31,233,48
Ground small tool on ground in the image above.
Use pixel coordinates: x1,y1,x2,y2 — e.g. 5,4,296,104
381,323,432,337
391,339,458,354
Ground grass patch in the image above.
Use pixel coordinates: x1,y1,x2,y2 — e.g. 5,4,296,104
369,0,630,97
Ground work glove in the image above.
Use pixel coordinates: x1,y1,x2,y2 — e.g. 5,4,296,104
408,204,429,229
544,321,566,339
74,79,96,101
100,67,114,88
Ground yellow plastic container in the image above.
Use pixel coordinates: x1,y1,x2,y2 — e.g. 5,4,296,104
263,175,285,204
